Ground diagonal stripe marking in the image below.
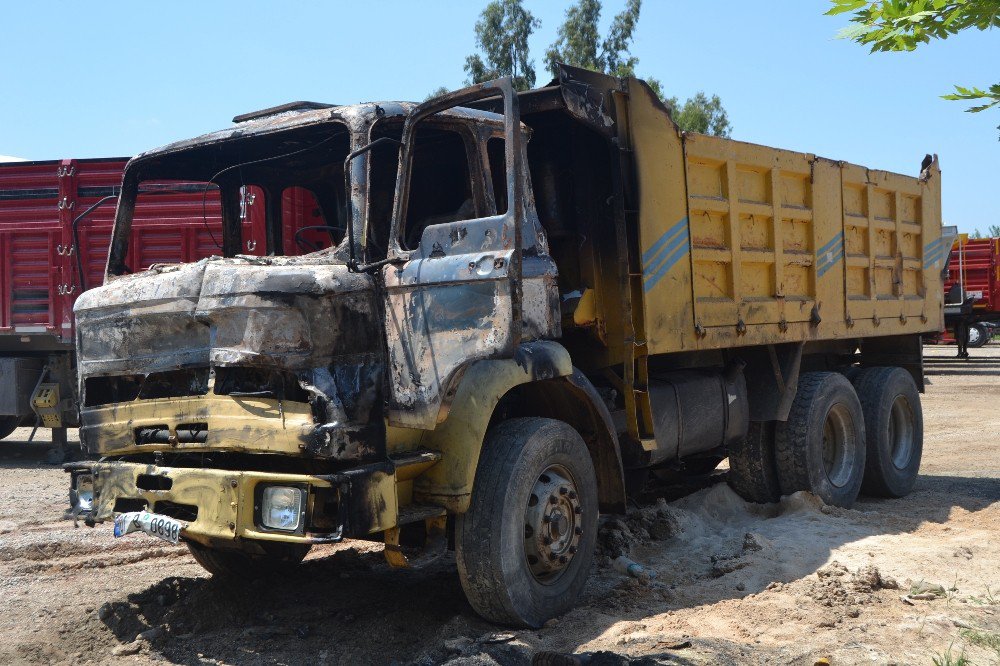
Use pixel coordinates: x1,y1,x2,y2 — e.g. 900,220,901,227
817,249,844,278
644,228,690,282
642,217,688,268
816,231,844,257
643,231,690,293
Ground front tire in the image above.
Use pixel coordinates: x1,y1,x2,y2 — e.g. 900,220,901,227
775,372,866,508
851,367,923,498
456,417,598,628
187,541,311,579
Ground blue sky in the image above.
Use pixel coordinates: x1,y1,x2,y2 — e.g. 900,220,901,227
1,1,996,233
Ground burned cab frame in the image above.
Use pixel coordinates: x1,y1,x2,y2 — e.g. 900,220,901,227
71,78,566,552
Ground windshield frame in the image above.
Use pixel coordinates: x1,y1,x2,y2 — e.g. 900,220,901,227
105,120,356,278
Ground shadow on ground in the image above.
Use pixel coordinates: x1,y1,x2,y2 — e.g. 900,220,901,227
65,470,999,666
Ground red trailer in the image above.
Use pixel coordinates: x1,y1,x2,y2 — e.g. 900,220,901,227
0,157,326,459
942,236,1000,352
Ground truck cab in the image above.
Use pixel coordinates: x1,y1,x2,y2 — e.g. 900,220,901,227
73,78,607,625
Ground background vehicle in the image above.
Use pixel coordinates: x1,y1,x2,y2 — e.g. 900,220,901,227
70,67,945,627
941,235,1000,354
0,158,318,459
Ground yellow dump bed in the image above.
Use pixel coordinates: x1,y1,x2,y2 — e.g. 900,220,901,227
626,83,944,355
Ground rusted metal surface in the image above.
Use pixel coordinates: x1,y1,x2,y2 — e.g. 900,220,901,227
382,79,559,429
75,256,384,460
80,87,560,457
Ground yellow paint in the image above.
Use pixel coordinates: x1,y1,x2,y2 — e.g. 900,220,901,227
572,288,597,327
412,341,573,512
624,79,944,357
31,383,62,427
90,460,399,546
82,394,314,457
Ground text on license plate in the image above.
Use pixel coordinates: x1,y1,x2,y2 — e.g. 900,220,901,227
113,511,186,544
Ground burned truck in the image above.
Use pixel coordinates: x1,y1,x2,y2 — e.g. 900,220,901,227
70,66,944,626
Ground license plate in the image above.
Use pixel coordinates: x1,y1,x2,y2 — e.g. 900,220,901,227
113,511,186,544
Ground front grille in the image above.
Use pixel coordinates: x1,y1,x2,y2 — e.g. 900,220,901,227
134,423,208,446
154,501,198,522
136,474,173,491
113,498,148,513
85,368,209,407
214,366,309,402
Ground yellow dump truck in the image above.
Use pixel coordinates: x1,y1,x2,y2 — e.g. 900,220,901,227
68,65,944,627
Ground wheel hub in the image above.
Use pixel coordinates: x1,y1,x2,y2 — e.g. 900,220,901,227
523,466,582,583
822,402,857,488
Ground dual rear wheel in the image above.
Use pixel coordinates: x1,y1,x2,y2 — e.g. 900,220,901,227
728,367,922,507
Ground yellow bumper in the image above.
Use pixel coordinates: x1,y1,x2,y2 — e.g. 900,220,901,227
88,460,399,547
80,394,314,456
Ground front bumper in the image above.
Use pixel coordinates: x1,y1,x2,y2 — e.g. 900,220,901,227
79,460,399,547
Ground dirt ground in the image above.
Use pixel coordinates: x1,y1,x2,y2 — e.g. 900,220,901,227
0,345,997,666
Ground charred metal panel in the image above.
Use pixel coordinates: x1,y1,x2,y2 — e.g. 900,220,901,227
75,256,385,460
383,243,516,429
382,80,559,430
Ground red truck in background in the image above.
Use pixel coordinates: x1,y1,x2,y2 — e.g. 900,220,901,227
943,235,1000,354
0,156,326,460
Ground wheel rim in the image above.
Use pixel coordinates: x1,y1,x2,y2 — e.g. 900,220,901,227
969,327,982,345
523,465,583,584
888,395,915,469
822,403,858,488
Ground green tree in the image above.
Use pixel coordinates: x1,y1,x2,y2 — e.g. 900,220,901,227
827,0,1000,136
971,229,983,239
545,0,654,87
989,224,1000,237
664,93,732,138
545,0,731,137
425,86,450,101
464,0,541,92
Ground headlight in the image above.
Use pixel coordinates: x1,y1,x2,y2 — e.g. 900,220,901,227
260,486,305,531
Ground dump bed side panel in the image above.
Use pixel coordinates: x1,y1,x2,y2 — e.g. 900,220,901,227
627,82,944,355
0,160,68,336
624,83,693,352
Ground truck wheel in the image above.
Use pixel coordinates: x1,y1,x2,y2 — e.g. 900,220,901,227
967,323,988,348
727,421,781,503
851,367,923,498
775,372,866,508
0,416,19,441
187,541,311,579
455,417,598,628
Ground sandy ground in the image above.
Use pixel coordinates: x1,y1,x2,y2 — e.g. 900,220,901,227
0,344,997,666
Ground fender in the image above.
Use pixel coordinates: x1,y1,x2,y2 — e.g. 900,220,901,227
413,340,626,513
412,340,568,511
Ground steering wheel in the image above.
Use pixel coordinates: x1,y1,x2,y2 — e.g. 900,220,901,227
293,225,344,253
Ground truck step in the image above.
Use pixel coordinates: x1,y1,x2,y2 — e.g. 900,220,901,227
397,504,447,525
389,449,442,468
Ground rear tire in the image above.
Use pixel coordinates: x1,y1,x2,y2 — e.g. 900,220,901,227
187,541,311,579
727,421,781,503
775,372,866,508
456,417,598,628
851,367,923,498
968,323,989,348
